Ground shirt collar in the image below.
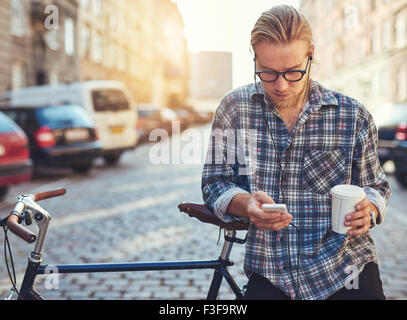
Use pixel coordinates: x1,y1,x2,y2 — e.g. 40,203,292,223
250,79,339,109
308,80,339,108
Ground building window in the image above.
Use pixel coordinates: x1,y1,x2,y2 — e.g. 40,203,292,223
395,13,406,48
93,0,102,17
398,66,407,101
371,27,380,54
325,0,335,14
10,0,26,37
11,62,25,91
111,43,119,69
92,32,103,63
103,41,111,68
370,0,376,11
381,67,390,98
343,4,359,30
109,7,118,29
382,20,392,50
45,29,60,51
64,18,75,56
80,0,90,9
80,25,90,58
118,47,126,71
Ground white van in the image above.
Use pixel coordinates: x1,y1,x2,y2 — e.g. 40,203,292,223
0,81,138,165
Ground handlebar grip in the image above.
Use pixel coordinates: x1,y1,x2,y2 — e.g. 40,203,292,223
34,188,66,202
7,214,37,244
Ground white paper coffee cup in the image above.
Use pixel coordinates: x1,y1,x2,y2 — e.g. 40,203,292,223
330,184,366,234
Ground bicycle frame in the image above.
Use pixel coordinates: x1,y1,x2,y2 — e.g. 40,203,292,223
18,229,244,300
4,192,246,300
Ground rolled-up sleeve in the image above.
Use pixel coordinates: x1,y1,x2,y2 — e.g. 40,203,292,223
201,95,250,222
352,107,390,225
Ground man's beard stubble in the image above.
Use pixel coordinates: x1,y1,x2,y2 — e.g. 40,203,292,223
268,81,308,111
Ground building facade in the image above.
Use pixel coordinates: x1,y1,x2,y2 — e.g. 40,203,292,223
189,51,233,101
77,0,189,107
0,0,189,108
151,0,189,108
300,0,407,111
0,0,79,93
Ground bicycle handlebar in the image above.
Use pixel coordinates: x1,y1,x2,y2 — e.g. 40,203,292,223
34,188,66,202
6,188,67,244
7,214,37,244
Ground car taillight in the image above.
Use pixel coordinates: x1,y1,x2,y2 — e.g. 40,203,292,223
136,119,142,130
0,144,5,157
395,123,407,141
93,128,99,141
35,126,56,148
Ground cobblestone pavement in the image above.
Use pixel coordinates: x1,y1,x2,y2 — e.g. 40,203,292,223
0,125,406,300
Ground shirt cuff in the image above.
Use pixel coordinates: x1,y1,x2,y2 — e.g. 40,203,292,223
213,187,250,223
364,187,387,225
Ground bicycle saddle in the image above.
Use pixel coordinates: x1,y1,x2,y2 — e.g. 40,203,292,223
178,203,249,231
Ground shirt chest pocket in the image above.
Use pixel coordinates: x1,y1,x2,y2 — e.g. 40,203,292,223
302,149,346,195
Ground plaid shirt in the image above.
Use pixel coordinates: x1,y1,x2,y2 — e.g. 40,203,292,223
201,80,390,300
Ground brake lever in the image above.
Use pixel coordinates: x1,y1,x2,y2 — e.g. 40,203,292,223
23,210,33,226
20,197,51,257
0,195,35,227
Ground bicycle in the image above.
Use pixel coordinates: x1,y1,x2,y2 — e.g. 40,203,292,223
0,188,249,300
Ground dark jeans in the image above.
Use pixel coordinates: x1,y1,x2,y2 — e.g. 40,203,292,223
243,262,386,300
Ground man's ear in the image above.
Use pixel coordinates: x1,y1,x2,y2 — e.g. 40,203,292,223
309,44,315,61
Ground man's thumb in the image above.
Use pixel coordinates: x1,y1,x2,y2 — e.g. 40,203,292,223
253,191,274,204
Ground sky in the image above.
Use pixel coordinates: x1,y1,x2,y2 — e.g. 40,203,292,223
172,0,300,88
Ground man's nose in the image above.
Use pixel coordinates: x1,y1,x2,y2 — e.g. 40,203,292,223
274,75,289,92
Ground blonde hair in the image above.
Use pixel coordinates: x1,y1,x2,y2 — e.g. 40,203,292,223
251,5,313,49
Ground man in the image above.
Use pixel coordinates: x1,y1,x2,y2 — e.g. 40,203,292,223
201,5,390,300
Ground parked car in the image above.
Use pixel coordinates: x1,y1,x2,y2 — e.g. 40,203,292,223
0,104,102,174
196,110,214,124
171,106,199,130
136,104,179,143
373,102,407,187
0,81,138,165
393,122,407,187
0,111,32,200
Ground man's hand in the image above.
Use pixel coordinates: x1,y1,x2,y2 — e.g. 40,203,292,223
230,191,293,231
344,198,378,237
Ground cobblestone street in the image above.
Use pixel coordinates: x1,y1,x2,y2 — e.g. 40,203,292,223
0,125,406,300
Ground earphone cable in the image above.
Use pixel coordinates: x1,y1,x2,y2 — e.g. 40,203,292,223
3,225,22,299
253,56,313,300
258,104,302,299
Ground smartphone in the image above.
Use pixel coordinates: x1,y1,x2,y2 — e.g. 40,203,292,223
261,203,288,214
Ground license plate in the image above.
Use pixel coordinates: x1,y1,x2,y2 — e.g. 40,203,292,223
65,129,89,142
110,126,124,134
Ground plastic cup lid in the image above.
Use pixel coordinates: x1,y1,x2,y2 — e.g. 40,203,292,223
330,184,365,199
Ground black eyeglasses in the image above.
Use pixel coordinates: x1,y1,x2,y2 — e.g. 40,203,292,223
255,56,311,83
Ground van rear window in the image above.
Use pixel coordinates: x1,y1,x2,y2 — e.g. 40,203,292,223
36,105,94,127
92,89,130,112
